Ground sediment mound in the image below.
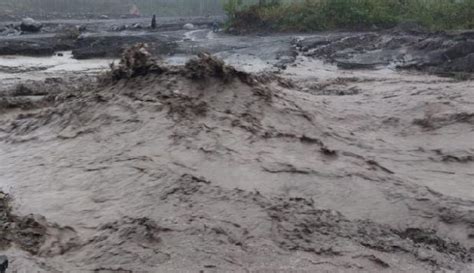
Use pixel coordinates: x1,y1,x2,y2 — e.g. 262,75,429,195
106,43,167,81
1,48,274,141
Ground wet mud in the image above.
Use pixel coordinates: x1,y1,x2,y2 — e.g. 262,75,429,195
295,29,474,76
0,16,222,59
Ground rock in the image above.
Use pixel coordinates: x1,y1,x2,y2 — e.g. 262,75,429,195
447,53,474,73
131,23,142,30
416,248,434,262
226,27,238,35
183,23,195,30
1,27,20,36
0,255,7,273
0,41,56,56
336,60,381,70
76,25,87,32
20,17,43,33
57,27,81,40
443,41,474,60
111,25,126,32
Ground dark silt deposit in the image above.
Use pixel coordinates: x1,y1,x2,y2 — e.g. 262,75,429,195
71,34,178,59
294,30,474,76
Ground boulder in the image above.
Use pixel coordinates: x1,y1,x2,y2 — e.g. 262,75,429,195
0,255,8,273
76,25,87,32
443,41,474,60
183,23,195,30
20,18,43,33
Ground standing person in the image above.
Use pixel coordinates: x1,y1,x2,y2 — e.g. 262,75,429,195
151,14,157,29
212,20,219,33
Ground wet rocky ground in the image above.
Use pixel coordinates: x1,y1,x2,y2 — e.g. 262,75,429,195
295,29,474,77
1,16,473,77
0,17,473,273
0,16,223,58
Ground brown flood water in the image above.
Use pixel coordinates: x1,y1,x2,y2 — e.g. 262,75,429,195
0,40,473,272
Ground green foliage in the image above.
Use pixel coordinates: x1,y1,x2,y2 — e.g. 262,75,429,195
223,0,244,17
226,0,474,32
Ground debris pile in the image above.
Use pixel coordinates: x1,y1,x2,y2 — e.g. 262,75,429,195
107,43,166,81
184,52,258,85
184,52,236,81
105,46,260,86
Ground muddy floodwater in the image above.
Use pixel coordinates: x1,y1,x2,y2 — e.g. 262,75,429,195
0,20,473,272
0,52,112,89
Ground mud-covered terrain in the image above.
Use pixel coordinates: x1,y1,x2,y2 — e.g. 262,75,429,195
0,16,474,272
0,16,223,59
295,29,474,76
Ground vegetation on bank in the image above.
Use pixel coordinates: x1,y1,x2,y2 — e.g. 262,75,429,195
224,0,474,32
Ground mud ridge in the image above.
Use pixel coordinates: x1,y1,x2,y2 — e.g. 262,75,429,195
1,47,277,141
